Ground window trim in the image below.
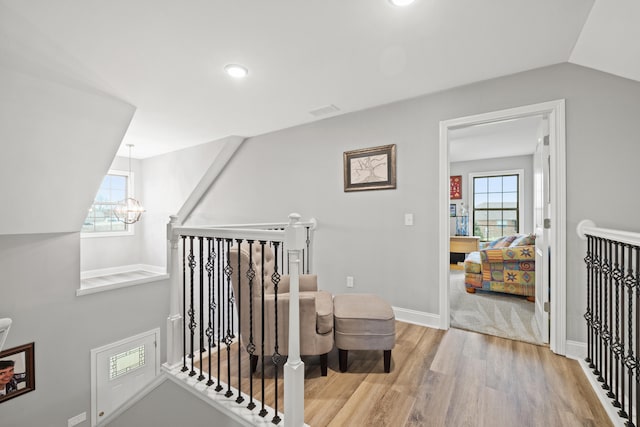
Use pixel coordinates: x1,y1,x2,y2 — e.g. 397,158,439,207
468,169,524,242
81,169,135,238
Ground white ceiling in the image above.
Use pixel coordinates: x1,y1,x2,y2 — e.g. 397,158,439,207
449,115,542,163
2,0,639,159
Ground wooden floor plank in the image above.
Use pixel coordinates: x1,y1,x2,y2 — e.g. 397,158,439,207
193,322,613,427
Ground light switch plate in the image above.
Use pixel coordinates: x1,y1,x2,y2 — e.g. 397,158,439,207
404,213,414,226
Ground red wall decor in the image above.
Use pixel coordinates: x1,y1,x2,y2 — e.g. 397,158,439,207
450,175,462,199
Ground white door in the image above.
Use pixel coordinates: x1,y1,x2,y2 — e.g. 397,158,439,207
534,118,550,343
92,329,159,426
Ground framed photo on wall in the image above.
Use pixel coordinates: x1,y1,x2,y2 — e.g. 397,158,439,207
344,144,396,192
450,204,457,217
0,342,35,403
450,175,462,199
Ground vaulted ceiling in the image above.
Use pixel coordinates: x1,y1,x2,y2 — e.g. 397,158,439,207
2,0,639,159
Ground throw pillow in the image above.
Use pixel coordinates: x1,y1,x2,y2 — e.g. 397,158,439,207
510,233,536,247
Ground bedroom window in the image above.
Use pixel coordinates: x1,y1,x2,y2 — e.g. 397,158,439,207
81,170,134,236
471,171,522,242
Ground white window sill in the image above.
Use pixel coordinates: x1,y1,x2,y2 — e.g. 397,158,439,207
78,264,168,296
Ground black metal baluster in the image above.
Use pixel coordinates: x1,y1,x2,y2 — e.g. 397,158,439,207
271,241,282,425
620,243,629,419
614,241,623,408
305,226,311,274
626,244,636,426
246,241,257,411
181,236,188,373
215,238,223,392
198,237,206,381
235,239,245,405
606,240,615,399
223,239,234,398
259,240,268,418
595,237,603,381
206,237,215,387
603,239,611,393
588,235,596,368
635,246,640,427
188,236,197,377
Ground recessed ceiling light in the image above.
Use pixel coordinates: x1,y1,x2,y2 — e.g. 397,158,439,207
389,0,415,6
224,64,248,79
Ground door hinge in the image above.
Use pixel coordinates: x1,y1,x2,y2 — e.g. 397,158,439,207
543,135,550,146
544,301,550,313
544,218,551,229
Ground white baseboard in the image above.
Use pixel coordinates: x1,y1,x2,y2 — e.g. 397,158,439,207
577,359,625,427
564,340,587,360
392,307,441,330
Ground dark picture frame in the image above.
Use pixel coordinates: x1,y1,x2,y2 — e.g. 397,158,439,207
0,342,35,403
450,204,457,217
343,144,396,192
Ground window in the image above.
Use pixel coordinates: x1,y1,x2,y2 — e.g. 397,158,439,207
82,170,133,235
471,171,522,242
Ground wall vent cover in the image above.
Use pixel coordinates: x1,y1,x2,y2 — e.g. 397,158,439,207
309,104,340,117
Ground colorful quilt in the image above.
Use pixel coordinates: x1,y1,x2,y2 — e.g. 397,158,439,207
464,241,535,297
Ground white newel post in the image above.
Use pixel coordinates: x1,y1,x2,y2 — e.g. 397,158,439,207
284,213,305,427
166,215,183,367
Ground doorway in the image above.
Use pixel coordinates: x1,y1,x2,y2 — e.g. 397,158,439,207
438,100,567,355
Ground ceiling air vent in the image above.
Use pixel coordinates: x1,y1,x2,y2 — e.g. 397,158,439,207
309,104,340,117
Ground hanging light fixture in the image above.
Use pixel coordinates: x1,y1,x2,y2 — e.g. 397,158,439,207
115,144,145,224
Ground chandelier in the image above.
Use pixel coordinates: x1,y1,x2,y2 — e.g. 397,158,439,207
114,144,145,224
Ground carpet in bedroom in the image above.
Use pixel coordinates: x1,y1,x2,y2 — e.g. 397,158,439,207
449,270,543,345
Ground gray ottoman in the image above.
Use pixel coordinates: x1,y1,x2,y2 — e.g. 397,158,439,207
333,294,396,373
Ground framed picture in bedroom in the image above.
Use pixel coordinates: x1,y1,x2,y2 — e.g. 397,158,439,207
343,144,396,192
450,175,462,199
0,342,35,404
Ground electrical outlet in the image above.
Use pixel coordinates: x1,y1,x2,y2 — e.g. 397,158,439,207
346,276,354,288
68,412,86,427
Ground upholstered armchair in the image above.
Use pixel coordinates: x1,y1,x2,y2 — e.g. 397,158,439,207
229,242,334,376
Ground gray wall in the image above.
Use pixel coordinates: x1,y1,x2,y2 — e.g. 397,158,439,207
106,380,242,427
188,62,640,341
0,3,135,236
450,155,534,236
0,233,169,427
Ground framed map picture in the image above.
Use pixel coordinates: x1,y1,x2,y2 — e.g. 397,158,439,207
344,144,396,192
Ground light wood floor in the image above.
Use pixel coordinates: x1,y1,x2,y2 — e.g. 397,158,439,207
195,322,612,427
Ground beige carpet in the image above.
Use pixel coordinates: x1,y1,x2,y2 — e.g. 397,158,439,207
449,270,543,345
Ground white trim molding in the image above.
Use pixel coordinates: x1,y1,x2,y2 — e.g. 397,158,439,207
78,264,168,296
392,307,441,330
576,359,625,427
564,340,587,361
439,99,567,355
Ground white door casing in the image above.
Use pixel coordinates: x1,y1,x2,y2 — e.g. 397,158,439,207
439,99,566,355
534,117,550,343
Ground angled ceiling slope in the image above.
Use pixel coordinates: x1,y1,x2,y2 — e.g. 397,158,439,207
0,3,135,235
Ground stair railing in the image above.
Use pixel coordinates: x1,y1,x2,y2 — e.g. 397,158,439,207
165,213,316,426
578,219,640,427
